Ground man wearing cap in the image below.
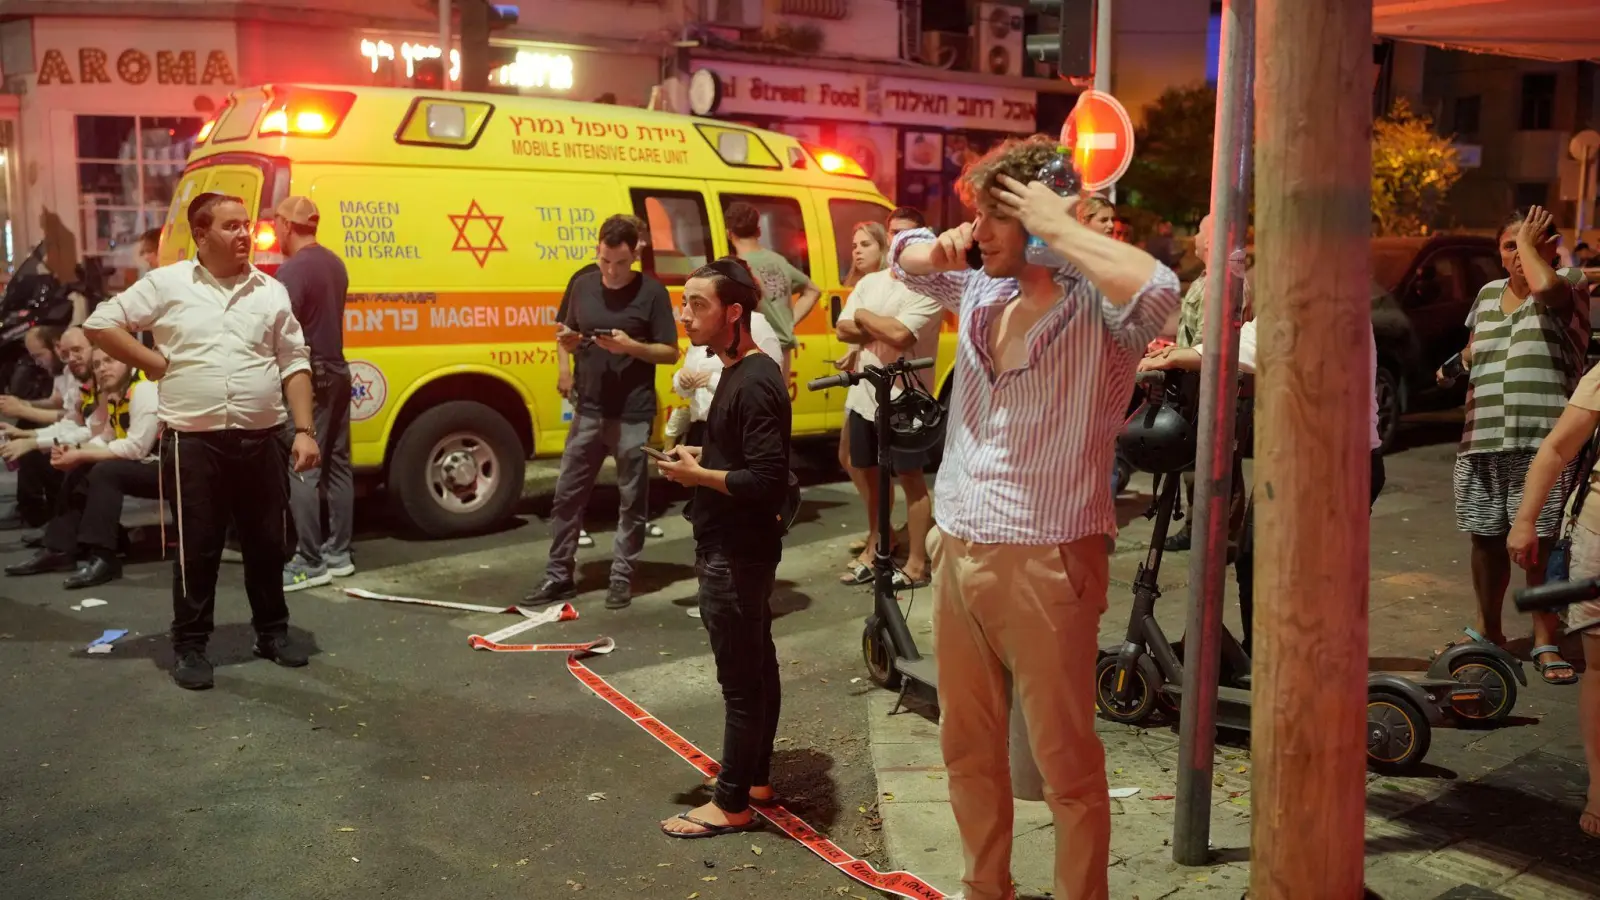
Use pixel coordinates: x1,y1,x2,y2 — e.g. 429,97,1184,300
273,196,355,590
84,191,321,691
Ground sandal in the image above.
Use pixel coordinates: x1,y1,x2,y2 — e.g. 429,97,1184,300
1581,805,1600,839
660,812,761,840
838,563,873,586
1432,627,1506,661
848,538,869,555
891,571,930,591
1531,645,1579,685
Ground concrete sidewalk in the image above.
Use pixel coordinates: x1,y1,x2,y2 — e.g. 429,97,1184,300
867,441,1600,899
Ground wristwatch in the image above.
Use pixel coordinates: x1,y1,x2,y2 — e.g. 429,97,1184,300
295,426,317,439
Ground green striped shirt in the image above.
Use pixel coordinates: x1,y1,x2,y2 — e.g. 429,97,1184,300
1460,267,1591,455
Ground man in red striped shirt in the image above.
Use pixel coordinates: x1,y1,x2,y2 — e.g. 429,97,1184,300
893,135,1180,900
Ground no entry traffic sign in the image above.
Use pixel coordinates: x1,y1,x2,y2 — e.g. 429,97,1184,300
1063,90,1135,192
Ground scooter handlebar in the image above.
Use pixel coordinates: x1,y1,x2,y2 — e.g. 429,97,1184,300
807,357,935,393
808,373,852,391
1514,577,1600,612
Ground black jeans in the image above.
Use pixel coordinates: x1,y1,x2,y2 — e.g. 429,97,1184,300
44,458,161,557
165,429,291,652
14,450,64,528
696,549,781,814
1238,449,1385,655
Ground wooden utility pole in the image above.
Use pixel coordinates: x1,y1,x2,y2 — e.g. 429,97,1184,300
1251,0,1373,896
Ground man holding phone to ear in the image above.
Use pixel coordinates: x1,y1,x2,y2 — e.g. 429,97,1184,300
528,215,679,611
893,135,1179,900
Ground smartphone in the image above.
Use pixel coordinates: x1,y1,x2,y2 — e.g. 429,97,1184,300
641,445,675,462
966,243,984,270
584,328,615,340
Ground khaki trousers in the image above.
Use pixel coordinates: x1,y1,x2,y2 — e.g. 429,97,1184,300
930,527,1111,900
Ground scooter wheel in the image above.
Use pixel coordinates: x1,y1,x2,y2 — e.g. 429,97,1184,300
862,622,903,691
1366,692,1431,774
1094,654,1161,725
1447,657,1518,724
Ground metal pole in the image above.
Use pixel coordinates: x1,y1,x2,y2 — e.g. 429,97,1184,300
1251,0,1373,894
438,0,452,91
1172,0,1253,867
1578,147,1592,236
1095,0,1115,203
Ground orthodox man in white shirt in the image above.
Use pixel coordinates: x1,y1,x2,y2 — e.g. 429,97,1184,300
893,136,1180,900
85,191,322,692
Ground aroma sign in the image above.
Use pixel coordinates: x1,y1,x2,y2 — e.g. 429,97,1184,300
36,47,236,87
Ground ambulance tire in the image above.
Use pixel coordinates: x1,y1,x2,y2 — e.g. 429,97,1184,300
388,401,526,538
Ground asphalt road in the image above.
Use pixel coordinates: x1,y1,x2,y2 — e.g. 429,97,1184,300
0,466,899,899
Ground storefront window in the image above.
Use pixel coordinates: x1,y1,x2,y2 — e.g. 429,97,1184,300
827,198,894,281
75,114,203,276
0,117,18,279
719,194,810,274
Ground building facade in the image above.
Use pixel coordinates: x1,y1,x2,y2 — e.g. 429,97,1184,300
0,0,1214,284
1383,41,1600,231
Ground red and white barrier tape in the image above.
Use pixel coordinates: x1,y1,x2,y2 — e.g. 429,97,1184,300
470,603,580,645
345,587,534,616
566,656,946,900
345,586,945,898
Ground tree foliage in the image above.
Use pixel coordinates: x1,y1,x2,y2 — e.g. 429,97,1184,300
1371,98,1462,236
1121,85,1216,228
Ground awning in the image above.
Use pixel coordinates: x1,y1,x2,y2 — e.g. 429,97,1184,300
1374,0,1600,62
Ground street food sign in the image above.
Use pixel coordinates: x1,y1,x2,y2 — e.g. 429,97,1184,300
1062,90,1135,191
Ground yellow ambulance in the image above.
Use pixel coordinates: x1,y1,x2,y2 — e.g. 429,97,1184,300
159,83,954,537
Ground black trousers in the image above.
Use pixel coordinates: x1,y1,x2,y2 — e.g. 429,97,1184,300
1238,449,1385,655
696,548,781,814
43,459,161,556
14,450,64,528
165,429,290,652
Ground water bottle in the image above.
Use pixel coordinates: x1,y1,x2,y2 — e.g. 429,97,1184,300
1024,150,1083,268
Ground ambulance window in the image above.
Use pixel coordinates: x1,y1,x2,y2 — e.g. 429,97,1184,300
630,189,711,286
828,198,893,282
719,194,810,275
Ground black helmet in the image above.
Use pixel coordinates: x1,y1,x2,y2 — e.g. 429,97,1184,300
887,372,945,454
1117,377,1197,474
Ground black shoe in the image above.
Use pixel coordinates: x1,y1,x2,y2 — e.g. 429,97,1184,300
20,530,44,549
5,549,74,577
523,578,576,606
254,633,309,668
173,650,214,690
63,554,120,590
1164,524,1192,552
605,582,632,610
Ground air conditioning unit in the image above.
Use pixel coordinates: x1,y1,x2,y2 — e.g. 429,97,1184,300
703,0,764,29
975,2,1024,78
922,30,972,70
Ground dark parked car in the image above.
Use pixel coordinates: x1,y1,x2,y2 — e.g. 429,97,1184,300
1370,234,1503,450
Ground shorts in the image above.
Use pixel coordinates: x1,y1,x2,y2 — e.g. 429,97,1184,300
1564,521,1600,634
846,410,930,476
1452,449,1577,538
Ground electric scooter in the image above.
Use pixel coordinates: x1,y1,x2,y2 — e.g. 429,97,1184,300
1100,370,1526,773
808,356,938,705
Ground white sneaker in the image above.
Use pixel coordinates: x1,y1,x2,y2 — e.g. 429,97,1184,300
646,523,665,539
578,529,595,548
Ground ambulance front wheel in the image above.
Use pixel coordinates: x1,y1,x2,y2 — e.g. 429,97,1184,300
389,400,526,538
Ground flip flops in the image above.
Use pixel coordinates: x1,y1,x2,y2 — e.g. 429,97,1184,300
838,562,873,585
891,571,931,591
1531,644,1579,685
661,812,761,840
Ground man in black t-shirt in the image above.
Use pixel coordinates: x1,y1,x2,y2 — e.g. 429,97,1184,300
526,216,679,610
654,257,791,839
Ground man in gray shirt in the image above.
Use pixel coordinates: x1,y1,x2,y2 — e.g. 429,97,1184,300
273,196,355,590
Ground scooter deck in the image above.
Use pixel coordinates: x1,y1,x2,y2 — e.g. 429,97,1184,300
898,656,939,691
1160,684,1254,731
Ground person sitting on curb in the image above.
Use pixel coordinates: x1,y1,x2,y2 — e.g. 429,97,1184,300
6,348,161,588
